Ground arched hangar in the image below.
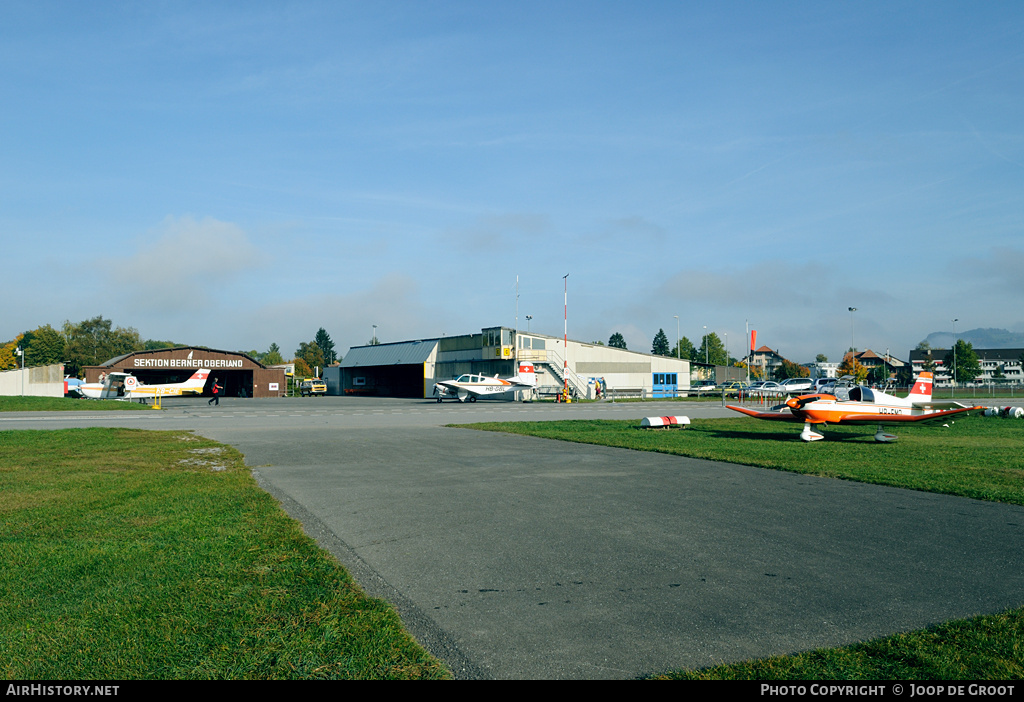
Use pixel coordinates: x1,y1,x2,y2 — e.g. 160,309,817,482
84,347,286,398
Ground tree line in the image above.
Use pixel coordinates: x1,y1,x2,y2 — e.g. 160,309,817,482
1,316,343,380
605,329,735,367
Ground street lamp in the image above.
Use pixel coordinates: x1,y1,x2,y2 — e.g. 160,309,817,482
526,315,532,332
952,318,958,395
674,315,679,359
848,307,857,369
703,325,708,364
16,346,24,396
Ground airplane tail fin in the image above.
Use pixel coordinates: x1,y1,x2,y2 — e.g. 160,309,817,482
907,371,933,402
516,362,537,386
185,368,212,389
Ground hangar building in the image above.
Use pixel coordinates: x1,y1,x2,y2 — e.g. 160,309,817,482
326,326,692,399
84,347,286,398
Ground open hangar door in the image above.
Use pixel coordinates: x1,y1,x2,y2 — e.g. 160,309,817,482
344,364,424,398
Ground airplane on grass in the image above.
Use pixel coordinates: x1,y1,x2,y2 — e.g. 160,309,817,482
80,368,211,401
727,371,983,442
433,363,537,403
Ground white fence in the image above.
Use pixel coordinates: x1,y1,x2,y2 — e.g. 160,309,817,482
0,364,65,397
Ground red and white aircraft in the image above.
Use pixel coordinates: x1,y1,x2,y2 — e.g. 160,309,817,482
727,371,983,442
80,368,211,401
433,363,537,403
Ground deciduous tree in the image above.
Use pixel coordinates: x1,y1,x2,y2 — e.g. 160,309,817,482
295,342,325,374
63,316,143,377
673,336,695,361
944,340,981,385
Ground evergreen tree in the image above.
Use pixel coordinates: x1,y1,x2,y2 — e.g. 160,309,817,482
652,329,671,356
696,332,727,366
314,328,337,365
608,332,627,349
261,343,284,366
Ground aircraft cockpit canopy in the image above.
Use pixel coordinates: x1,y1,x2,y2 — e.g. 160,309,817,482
828,376,875,403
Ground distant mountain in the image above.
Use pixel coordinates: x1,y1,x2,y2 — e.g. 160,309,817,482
920,328,1024,350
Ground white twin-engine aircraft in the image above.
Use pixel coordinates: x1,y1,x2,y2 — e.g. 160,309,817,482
80,368,211,401
433,363,537,403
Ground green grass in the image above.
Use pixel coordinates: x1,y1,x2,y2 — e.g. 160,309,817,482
455,414,1024,505
0,428,450,680
454,414,1024,679
655,608,1024,680
0,396,150,411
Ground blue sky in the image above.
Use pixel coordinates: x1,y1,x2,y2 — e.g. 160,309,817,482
3,1,1022,364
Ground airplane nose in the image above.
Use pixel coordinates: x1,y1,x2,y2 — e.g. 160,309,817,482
786,397,800,409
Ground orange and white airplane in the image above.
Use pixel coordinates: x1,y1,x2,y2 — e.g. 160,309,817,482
727,371,983,442
80,368,211,401
433,362,537,403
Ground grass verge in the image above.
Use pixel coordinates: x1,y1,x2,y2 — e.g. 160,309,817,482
654,608,1024,680
0,428,449,679
0,396,150,411
454,414,1024,506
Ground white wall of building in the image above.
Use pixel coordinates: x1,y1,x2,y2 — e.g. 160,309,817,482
0,364,65,397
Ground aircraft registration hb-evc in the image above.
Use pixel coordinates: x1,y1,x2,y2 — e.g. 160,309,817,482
727,371,984,442
80,368,211,401
433,362,537,403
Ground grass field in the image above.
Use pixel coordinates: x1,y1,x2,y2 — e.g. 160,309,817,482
0,428,449,680
0,396,150,411
454,414,1024,679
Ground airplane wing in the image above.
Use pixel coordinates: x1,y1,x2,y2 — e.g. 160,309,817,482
835,406,983,424
911,401,981,410
726,405,803,422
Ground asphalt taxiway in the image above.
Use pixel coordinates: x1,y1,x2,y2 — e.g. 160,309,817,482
5,397,1023,679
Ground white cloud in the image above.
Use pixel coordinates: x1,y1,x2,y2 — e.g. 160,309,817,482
109,215,269,311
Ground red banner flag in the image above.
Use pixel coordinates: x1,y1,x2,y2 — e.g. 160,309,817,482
750,330,757,351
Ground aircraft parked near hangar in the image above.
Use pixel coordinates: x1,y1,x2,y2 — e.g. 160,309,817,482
727,371,983,442
433,363,537,403
80,368,211,401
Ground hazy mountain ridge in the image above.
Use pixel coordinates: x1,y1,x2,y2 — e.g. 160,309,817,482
921,328,1024,350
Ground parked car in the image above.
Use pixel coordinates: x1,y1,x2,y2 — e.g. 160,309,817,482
754,381,786,397
691,380,717,394
813,377,838,393
720,381,752,397
779,378,814,394
300,378,327,397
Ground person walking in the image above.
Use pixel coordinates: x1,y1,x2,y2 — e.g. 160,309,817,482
208,377,223,406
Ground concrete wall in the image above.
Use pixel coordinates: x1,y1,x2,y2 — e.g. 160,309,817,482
0,364,65,397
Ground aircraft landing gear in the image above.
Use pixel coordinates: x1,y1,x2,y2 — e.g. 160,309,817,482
800,423,825,442
874,425,898,442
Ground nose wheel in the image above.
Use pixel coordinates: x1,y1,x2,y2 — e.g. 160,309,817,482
800,423,825,442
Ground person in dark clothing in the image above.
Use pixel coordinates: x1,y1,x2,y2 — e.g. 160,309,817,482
208,378,223,406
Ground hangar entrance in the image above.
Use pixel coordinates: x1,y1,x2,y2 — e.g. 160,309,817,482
343,364,424,398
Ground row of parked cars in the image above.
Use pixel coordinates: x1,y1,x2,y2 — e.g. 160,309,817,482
694,377,836,398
